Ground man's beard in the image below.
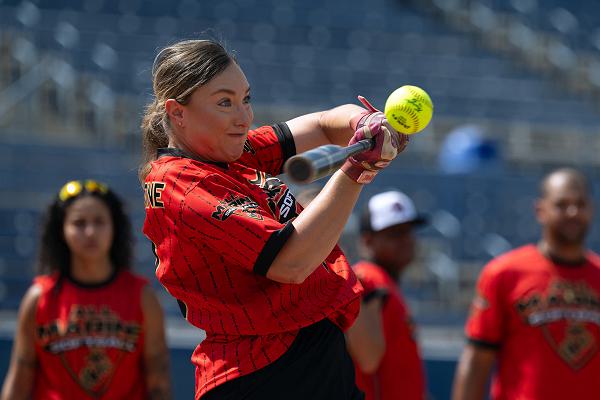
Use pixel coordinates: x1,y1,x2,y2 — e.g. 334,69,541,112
554,224,589,246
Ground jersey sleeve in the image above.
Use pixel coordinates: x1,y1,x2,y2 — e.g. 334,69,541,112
465,260,507,349
237,123,296,176
181,172,295,275
353,264,388,304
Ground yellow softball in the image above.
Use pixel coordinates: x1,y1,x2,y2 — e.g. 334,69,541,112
384,85,434,135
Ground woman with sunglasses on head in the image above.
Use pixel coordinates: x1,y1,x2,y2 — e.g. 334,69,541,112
1,180,171,400
141,39,409,400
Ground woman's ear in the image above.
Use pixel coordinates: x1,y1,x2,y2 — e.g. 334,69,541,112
165,99,184,128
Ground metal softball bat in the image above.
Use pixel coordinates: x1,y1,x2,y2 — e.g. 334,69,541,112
284,138,374,184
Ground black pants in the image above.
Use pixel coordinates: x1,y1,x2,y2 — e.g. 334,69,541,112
202,319,364,400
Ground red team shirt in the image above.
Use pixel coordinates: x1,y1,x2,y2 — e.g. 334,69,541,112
352,261,426,400
32,271,147,400
143,124,362,399
466,245,600,400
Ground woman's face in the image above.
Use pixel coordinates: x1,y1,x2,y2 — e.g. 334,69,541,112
175,62,253,162
63,196,114,264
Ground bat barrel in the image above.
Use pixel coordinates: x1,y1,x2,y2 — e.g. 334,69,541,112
284,139,373,184
285,144,343,183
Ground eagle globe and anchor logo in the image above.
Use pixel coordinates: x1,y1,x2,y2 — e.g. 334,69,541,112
516,279,600,369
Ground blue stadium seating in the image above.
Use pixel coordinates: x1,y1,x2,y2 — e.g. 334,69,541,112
1,0,599,126
484,0,600,52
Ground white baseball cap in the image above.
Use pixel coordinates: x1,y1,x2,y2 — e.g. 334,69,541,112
360,191,427,232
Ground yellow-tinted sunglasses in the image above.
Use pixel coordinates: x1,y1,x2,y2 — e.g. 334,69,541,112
58,180,109,202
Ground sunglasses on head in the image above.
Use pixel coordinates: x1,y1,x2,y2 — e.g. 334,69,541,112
58,180,109,202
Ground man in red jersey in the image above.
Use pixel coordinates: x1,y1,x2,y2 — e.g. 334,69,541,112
346,190,427,400
453,168,600,400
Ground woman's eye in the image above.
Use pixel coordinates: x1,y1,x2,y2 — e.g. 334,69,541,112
218,98,231,106
243,95,251,104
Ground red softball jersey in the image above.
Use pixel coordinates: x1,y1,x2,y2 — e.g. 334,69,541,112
142,123,362,399
466,245,600,400
352,261,426,400
32,271,148,400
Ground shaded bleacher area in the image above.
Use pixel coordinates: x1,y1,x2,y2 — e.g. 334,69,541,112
1,0,600,325
484,0,600,53
414,0,600,100
1,0,600,126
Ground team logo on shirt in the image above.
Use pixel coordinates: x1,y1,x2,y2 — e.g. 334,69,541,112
36,305,142,396
212,193,263,221
249,171,284,205
277,189,298,223
79,349,114,394
249,171,299,222
516,280,600,369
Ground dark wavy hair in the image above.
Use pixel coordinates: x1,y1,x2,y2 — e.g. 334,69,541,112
36,180,133,276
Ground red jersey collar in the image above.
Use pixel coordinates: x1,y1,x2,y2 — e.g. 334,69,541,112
157,147,228,169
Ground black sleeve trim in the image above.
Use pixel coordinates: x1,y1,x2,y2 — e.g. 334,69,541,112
253,222,296,276
177,299,188,319
467,337,501,350
272,122,296,169
362,288,389,304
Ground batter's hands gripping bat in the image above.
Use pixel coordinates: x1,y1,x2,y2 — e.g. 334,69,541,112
284,87,433,184
284,94,397,184
285,94,384,184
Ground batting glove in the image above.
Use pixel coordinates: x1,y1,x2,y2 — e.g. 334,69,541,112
341,96,409,184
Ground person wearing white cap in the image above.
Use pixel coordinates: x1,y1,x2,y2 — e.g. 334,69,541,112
346,190,427,400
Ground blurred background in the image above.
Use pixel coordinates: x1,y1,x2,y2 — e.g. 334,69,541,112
1,0,600,398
